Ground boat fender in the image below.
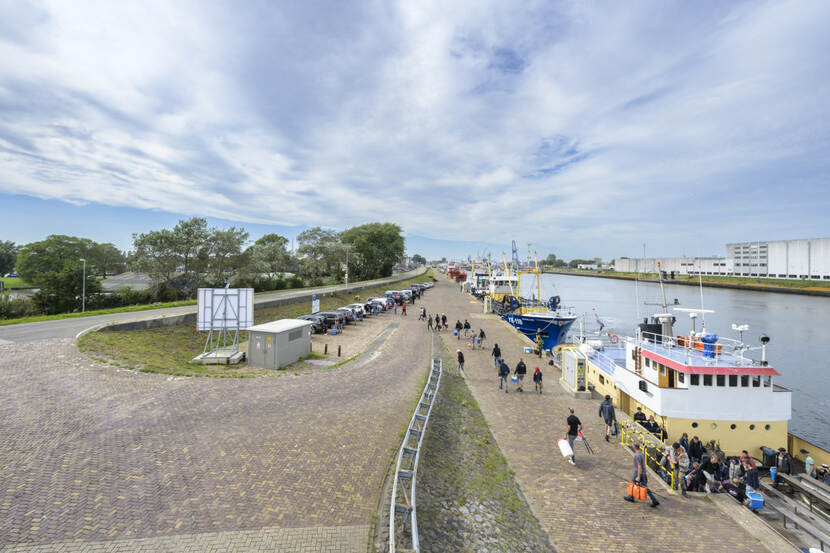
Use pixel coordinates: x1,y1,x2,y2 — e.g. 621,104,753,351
608,333,620,344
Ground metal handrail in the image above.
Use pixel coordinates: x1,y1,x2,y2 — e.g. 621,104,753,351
389,355,442,553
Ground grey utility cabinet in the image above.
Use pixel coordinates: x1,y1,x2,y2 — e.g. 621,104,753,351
247,319,313,369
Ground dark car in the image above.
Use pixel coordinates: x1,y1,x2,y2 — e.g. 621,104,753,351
297,314,327,333
317,311,345,328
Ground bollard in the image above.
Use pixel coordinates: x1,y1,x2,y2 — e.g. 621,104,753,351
338,345,341,357
324,343,328,355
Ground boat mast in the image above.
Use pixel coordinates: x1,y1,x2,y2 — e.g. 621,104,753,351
534,251,542,304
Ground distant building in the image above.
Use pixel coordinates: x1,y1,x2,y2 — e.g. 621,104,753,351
727,238,830,280
613,237,830,280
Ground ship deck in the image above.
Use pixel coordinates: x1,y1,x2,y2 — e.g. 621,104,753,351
638,339,781,375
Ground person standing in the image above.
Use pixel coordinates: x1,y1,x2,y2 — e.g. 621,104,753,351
498,359,510,393
533,366,543,394
624,443,660,507
536,331,544,358
514,358,527,392
401,303,407,316
563,408,582,465
455,320,463,339
775,447,793,485
598,395,616,442
456,349,465,376
670,442,690,496
492,343,501,369
803,449,816,478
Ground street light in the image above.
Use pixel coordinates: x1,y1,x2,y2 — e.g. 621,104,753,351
80,258,86,313
342,244,353,285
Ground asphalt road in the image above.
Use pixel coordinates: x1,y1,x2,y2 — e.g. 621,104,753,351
0,269,425,344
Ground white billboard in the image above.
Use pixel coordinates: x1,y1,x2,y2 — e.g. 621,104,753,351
197,288,254,331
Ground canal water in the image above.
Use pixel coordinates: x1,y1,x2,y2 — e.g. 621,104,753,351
520,274,830,451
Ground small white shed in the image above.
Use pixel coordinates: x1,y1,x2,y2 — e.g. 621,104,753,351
247,319,313,370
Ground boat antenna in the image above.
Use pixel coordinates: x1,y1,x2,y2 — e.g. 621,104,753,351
698,259,706,332
657,260,668,314
634,253,641,322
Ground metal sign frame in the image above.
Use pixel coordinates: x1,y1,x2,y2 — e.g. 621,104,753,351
197,288,254,354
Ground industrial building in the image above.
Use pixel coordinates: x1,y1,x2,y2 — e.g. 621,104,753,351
613,237,830,280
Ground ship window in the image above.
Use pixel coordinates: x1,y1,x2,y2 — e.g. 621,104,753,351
660,365,666,375
716,375,725,386
741,375,749,387
690,374,700,386
645,358,650,368
691,422,699,428
678,372,685,384
710,423,718,429
752,376,761,387
729,375,738,387
599,375,605,385
703,375,713,386
765,424,771,430
749,424,756,430
763,376,771,387
730,424,737,430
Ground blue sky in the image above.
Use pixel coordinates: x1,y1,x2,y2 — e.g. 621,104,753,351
1,0,829,261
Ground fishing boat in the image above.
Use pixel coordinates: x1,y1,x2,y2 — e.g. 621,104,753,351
560,270,792,457
497,254,577,351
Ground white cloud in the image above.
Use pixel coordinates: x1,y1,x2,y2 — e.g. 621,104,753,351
0,0,828,258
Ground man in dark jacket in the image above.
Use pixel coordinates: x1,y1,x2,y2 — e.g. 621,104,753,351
455,320,463,339
498,360,510,393
492,344,501,369
688,436,705,464
514,359,527,392
456,349,465,376
633,407,647,425
775,447,794,486
598,395,616,442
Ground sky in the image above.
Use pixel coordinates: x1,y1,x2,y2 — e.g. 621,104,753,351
1,0,829,262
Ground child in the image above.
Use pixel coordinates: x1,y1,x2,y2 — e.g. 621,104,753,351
533,366,543,394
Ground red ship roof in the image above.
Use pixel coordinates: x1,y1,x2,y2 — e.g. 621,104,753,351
641,348,780,376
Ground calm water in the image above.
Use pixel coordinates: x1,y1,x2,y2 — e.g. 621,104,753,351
520,274,830,451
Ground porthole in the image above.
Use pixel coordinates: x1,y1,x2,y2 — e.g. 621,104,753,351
765,424,771,431
710,423,718,430
691,422,699,428
730,424,736,430
749,424,756,430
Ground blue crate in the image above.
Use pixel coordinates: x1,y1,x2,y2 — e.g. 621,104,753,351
747,492,764,510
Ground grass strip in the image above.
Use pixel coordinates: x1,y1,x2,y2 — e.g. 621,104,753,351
78,272,433,377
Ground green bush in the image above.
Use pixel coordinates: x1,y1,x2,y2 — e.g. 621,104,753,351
0,294,39,319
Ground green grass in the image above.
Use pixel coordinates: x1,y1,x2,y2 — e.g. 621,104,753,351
0,300,198,327
78,271,434,377
0,277,32,288
544,268,830,290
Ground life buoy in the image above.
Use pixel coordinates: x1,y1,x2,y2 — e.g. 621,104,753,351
608,333,620,344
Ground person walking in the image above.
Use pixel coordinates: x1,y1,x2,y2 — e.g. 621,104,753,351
427,315,433,331
435,313,441,330
394,302,398,315
455,320,463,339
492,343,501,369
625,443,660,507
803,449,816,478
514,358,527,392
533,366,543,394
401,303,407,316
563,408,582,465
463,319,471,336
457,349,465,376
441,313,448,330
478,328,485,349
498,359,510,392
598,395,616,442
535,331,544,358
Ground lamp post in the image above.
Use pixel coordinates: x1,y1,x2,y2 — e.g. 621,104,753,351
343,244,352,285
80,258,86,313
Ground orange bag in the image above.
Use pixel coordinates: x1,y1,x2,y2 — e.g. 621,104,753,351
626,481,648,501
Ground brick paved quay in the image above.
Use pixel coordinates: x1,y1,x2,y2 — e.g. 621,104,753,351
0,301,432,552
430,276,774,553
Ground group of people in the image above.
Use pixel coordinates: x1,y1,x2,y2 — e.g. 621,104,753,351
632,407,668,441
491,344,543,394
802,448,830,485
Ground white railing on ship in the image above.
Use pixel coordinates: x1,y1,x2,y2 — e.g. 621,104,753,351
389,356,442,553
629,330,765,366
589,348,617,376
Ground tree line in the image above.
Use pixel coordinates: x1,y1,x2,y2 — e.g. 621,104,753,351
0,220,407,318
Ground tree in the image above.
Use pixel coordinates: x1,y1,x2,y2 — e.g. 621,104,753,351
208,227,249,283
32,261,102,314
247,233,292,278
88,243,126,276
568,258,596,268
341,222,404,280
411,254,427,265
542,253,567,268
0,241,17,275
297,227,343,284
16,235,95,285
170,217,211,290
132,229,179,287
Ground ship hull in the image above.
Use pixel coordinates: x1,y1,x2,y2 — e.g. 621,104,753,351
503,312,577,350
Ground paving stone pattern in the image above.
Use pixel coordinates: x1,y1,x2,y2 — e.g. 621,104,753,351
430,277,773,553
0,307,430,551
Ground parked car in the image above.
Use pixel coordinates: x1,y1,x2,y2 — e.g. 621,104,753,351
4,272,19,278
317,311,345,328
334,307,355,323
345,303,366,317
297,314,327,333
366,297,387,311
